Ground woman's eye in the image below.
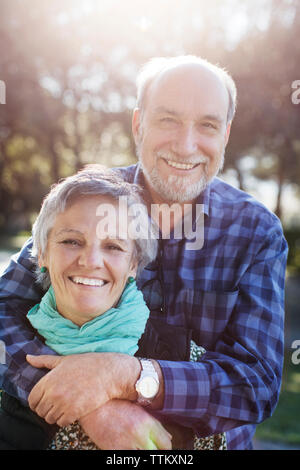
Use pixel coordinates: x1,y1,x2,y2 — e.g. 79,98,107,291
61,239,80,247
107,244,122,251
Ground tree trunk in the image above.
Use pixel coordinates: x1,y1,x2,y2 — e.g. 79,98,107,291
234,163,245,192
274,152,285,220
49,140,60,182
275,179,283,219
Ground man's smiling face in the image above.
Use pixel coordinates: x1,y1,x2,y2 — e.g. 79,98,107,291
133,63,231,204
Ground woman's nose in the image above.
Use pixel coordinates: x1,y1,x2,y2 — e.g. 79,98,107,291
78,245,104,268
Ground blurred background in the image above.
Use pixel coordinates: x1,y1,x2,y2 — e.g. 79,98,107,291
0,0,299,449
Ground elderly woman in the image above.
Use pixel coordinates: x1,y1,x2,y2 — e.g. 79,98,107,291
7,164,171,450
0,165,226,451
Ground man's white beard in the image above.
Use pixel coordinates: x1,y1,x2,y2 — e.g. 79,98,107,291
140,152,225,204
142,166,208,203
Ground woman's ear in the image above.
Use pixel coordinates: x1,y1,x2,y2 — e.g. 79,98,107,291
129,258,138,280
38,251,47,269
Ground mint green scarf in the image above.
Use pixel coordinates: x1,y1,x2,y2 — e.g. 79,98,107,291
27,281,149,356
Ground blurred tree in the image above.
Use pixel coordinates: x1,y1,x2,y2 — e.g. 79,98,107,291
224,0,300,218
0,0,299,231
0,0,138,230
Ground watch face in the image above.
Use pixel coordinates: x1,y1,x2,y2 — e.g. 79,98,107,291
138,376,159,399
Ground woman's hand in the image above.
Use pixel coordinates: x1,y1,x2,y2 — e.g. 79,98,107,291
79,400,172,450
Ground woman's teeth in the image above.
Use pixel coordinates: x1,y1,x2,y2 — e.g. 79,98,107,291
71,276,106,287
166,160,198,170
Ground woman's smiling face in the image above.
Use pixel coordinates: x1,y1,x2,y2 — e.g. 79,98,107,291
40,195,137,326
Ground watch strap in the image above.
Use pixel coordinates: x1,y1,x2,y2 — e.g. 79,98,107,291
138,358,158,378
135,358,159,406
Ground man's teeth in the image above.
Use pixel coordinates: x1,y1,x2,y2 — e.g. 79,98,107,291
166,160,197,170
71,277,106,287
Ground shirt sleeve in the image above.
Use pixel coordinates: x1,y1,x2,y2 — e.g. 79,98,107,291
155,219,288,436
0,237,57,405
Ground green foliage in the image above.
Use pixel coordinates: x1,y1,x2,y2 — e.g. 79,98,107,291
255,356,300,445
284,227,300,275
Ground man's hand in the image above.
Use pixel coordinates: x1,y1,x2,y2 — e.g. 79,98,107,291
80,400,172,450
26,352,141,426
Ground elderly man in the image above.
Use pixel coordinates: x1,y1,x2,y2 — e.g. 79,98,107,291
0,56,287,450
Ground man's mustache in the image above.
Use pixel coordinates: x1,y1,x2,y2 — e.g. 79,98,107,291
156,150,209,165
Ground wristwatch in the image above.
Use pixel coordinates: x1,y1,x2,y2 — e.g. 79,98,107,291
135,358,160,406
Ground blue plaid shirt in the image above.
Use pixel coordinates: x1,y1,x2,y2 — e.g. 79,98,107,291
0,164,288,450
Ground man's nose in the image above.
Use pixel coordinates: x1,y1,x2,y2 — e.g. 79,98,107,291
78,245,104,268
172,125,198,157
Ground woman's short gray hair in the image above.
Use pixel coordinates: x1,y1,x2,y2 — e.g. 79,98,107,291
136,55,237,123
31,164,158,290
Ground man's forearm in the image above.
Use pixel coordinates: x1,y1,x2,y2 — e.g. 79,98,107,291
153,348,283,435
0,301,56,404
0,237,50,403
26,352,164,426
113,355,141,401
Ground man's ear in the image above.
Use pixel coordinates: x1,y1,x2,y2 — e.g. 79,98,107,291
132,107,142,145
224,122,231,147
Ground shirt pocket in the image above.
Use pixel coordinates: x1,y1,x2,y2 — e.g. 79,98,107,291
189,288,239,349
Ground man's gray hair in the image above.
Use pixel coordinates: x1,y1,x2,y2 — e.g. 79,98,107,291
31,164,157,290
136,55,237,123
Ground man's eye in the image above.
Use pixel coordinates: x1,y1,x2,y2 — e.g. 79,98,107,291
201,122,217,129
160,117,176,124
